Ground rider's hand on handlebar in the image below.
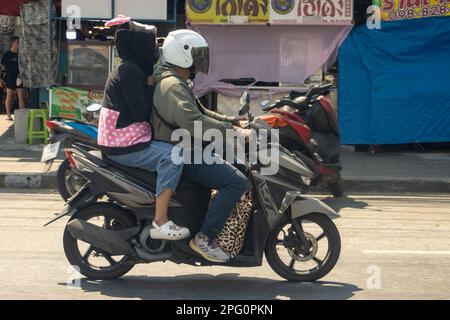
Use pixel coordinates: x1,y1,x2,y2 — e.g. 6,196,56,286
233,115,249,128
234,127,252,142
238,120,249,128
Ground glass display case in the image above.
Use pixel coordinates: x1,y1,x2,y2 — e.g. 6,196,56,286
66,41,113,90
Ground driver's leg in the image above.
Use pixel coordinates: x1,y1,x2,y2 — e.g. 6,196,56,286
183,158,247,262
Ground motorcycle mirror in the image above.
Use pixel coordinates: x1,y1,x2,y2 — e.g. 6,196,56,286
240,91,250,105
86,103,102,112
238,103,250,116
260,99,270,108
239,91,251,116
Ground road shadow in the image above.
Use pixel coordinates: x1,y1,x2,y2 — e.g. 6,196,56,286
61,273,362,300
321,196,368,213
0,122,14,140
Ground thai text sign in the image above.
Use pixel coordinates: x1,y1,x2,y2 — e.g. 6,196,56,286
270,0,353,25
186,0,353,25
376,0,450,21
50,87,103,121
187,0,269,24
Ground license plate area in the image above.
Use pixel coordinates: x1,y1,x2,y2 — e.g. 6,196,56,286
41,141,61,162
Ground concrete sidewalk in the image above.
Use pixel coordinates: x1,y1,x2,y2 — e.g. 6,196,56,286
0,115,62,189
340,147,450,193
0,116,449,192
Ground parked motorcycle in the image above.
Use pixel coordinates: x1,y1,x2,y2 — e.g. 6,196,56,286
42,104,100,201
44,92,341,282
257,83,343,196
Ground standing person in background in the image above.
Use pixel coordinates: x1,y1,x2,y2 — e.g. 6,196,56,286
0,36,26,121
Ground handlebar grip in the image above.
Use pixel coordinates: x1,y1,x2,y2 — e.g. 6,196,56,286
320,83,334,90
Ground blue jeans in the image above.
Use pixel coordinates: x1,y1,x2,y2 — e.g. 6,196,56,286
107,140,183,197
183,159,248,238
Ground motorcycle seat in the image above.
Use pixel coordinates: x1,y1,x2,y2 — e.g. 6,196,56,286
277,96,309,110
293,96,307,106
86,150,205,191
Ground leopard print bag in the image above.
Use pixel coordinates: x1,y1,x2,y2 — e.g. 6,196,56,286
216,192,253,258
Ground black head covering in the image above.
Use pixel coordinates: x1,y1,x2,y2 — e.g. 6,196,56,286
115,22,159,76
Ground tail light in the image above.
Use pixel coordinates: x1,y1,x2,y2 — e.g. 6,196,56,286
45,120,60,130
259,115,289,128
65,149,77,168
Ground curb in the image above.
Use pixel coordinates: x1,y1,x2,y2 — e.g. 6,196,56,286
0,143,46,152
0,172,57,189
0,172,449,194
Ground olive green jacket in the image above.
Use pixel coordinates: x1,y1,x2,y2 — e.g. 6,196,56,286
152,64,237,143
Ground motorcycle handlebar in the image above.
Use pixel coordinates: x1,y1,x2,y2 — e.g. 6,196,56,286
305,83,334,100
267,83,335,111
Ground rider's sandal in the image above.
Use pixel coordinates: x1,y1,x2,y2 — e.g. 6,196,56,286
149,220,190,241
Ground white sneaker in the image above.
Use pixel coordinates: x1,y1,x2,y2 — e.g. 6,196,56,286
149,220,190,240
189,232,230,263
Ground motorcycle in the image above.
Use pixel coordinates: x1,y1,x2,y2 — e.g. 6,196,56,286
257,83,343,196
41,104,100,201
44,92,341,282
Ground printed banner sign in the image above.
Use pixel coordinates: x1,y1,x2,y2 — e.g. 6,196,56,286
376,0,450,21
187,0,353,25
270,0,353,25
187,0,269,24
50,87,103,121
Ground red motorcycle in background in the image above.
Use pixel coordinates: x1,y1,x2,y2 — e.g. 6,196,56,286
256,83,343,197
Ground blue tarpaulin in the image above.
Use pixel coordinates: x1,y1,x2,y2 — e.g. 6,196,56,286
338,16,450,144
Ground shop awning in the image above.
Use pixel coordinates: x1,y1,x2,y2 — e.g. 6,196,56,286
0,0,35,16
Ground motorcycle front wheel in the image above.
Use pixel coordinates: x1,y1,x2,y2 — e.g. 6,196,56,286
63,203,136,280
265,212,341,282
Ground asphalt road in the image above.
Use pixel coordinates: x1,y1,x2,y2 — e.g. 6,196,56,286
0,189,449,300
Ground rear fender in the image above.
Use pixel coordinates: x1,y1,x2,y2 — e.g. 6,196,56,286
43,182,99,226
49,132,71,144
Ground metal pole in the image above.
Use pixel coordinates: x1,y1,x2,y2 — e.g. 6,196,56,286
174,0,178,29
111,0,115,18
48,0,52,82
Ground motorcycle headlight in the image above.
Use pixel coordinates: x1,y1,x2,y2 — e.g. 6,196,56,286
301,176,311,186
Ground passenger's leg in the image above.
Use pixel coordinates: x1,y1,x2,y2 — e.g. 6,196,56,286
154,188,173,226
150,141,184,226
107,140,188,239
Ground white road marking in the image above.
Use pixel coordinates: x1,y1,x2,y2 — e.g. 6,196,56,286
363,250,450,255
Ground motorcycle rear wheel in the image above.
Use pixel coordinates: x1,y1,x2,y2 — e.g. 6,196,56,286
57,159,88,201
265,212,340,282
63,203,136,280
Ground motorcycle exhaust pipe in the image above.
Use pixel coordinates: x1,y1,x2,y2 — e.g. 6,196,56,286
67,219,138,256
134,246,173,262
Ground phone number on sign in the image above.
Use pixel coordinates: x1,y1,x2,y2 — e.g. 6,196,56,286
387,5,448,20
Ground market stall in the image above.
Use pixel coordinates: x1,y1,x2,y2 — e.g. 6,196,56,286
186,0,353,116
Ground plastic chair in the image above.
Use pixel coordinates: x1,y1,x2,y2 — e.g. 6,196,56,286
27,109,48,144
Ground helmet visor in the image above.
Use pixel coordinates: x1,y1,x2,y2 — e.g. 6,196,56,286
191,47,209,75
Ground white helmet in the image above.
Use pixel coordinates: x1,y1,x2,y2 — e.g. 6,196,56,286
162,29,209,74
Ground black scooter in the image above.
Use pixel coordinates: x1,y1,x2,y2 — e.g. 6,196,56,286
42,104,100,201
45,93,341,282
